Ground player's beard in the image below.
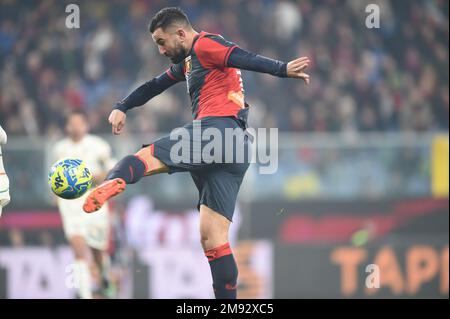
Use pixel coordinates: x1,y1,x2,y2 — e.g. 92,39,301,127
167,42,187,64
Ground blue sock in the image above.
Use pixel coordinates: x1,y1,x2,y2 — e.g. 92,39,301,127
205,243,238,299
106,155,147,184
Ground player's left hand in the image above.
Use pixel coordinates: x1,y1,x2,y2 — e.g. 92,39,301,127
286,56,310,84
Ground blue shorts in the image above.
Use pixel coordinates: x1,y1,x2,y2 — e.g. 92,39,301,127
146,116,252,221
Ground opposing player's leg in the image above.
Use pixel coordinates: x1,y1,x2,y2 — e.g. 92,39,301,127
200,204,238,299
90,247,116,298
69,235,94,299
78,206,115,298
83,145,168,213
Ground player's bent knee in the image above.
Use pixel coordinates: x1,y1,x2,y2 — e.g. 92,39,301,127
200,236,227,251
199,223,229,251
70,235,88,259
135,145,169,176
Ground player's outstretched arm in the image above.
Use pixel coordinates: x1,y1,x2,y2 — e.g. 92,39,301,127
227,47,310,84
110,70,182,135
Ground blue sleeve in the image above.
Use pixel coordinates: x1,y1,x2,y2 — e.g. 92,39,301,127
166,62,186,81
115,70,181,113
227,47,288,78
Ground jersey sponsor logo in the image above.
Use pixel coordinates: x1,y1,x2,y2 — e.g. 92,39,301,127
184,56,192,78
184,56,192,94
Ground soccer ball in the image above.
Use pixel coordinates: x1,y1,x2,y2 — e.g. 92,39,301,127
48,158,93,199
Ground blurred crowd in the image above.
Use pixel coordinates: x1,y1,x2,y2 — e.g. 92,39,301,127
0,0,448,137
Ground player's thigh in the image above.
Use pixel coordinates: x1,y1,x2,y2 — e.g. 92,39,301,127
199,204,231,250
84,204,111,251
59,200,89,257
135,145,169,176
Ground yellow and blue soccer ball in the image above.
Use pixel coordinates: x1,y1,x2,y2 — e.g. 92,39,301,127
48,158,93,199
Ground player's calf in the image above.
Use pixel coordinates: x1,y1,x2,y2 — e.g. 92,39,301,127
200,205,238,299
106,155,147,184
106,145,168,182
205,242,238,299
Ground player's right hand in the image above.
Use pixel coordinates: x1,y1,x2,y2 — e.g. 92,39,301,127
109,109,126,135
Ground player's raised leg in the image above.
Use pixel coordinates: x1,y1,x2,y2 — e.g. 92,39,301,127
200,204,238,299
83,145,168,213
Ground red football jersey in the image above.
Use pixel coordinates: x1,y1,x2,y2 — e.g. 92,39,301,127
167,31,246,120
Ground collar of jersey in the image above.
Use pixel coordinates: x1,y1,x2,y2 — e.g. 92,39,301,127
187,31,206,56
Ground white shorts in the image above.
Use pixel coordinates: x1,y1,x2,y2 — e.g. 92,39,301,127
57,191,111,251
0,174,10,218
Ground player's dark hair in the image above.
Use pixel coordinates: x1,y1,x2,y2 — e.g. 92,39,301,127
66,109,88,123
149,7,191,33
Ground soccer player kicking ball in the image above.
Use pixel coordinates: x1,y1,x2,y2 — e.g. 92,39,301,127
83,7,310,299
0,124,11,218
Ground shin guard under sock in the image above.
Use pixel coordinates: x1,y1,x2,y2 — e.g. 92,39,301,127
106,155,147,184
205,243,238,299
